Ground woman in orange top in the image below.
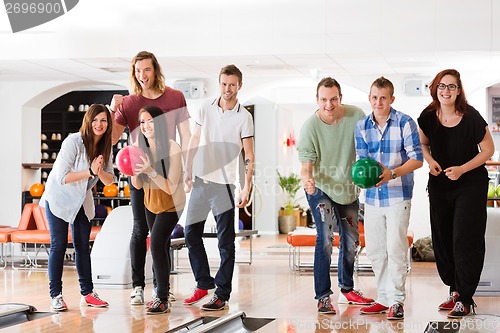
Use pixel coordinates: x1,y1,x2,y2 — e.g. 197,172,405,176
131,105,185,314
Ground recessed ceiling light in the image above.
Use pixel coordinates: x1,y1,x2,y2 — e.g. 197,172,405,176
310,67,320,80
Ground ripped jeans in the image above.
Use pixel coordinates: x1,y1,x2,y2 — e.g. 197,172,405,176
305,187,359,300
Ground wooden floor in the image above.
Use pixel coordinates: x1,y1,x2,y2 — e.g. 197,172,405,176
1,234,500,332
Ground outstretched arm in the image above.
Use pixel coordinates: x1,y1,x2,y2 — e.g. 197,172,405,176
110,94,125,145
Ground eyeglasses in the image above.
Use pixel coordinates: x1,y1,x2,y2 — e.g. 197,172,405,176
437,83,459,91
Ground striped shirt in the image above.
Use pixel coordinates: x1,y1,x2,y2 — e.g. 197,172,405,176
354,108,423,207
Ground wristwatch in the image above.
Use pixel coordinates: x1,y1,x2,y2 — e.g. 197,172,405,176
148,170,158,178
391,170,397,180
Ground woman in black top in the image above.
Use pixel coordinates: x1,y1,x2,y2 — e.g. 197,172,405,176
417,69,494,318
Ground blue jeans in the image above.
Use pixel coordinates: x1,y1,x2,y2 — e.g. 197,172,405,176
305,188,359,300
46,202,93,298
185,179,236,301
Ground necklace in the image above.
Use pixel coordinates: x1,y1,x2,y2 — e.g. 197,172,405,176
438,109,459,123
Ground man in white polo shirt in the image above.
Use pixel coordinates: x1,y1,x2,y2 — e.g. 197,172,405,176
183,64,255,311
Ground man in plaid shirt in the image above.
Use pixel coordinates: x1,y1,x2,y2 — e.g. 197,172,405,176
354,76,423,320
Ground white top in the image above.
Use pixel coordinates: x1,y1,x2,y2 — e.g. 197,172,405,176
193,97,254,184
40,133,116,223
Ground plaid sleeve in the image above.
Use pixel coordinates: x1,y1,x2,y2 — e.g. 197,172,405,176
354,119,369,159
402,117,423,162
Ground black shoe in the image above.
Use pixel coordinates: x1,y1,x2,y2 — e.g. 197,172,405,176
317,296,336,314
201,294,227,311
387,302,404,320
447,301,475,318
146,299,170,315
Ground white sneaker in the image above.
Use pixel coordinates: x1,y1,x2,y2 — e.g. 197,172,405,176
130,286,144,305
51,293,68,312
151,286,176,301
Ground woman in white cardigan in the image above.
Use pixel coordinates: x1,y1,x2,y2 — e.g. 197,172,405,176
40,104,116,311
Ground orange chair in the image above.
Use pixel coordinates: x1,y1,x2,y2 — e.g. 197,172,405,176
0,227,17,269
287,222,414,273
10,204,52,269
1,204,38,269
11,204,102,269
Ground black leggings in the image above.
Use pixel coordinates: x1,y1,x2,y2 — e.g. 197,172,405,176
145,209,179,301
129,183,149,288
428,181,487,305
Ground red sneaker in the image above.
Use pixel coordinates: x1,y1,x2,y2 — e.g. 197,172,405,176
183,288,209,305
338,290,374,305
438,291,459,310
81,292,109,308
360,302,389,314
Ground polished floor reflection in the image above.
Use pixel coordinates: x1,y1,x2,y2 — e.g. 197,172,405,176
1,234,500,332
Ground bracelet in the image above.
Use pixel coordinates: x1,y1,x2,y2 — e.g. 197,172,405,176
89,167,96,177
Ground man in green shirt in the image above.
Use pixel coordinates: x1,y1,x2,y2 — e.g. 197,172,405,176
297,77,374,314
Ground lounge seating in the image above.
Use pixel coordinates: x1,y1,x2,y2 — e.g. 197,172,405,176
10,204,102,269
287,222,414,273
0,204,38,269
0,227,16,269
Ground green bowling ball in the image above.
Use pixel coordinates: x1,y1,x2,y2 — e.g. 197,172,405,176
351,158,382,189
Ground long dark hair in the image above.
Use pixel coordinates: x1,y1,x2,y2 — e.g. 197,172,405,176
425,69,470,115
137,106,170,179
80,104,112,167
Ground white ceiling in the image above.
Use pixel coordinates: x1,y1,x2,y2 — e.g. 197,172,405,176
1,0,500,93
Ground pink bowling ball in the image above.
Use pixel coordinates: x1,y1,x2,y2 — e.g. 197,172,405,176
116,146,147,176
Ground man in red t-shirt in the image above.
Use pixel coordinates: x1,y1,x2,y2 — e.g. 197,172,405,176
110,51,191,306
